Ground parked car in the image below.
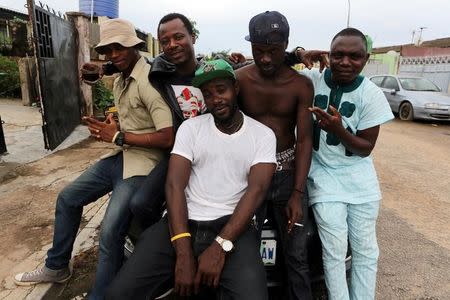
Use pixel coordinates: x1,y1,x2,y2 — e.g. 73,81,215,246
369,75,450,121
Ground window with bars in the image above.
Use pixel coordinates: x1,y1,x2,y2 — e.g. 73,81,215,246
34,8,54,58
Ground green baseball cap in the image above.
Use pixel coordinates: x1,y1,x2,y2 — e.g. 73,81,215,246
192,59,236,88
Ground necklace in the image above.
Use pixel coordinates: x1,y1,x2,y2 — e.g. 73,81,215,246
216,112,244,135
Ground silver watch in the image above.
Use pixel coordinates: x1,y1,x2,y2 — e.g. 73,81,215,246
215,236,234,252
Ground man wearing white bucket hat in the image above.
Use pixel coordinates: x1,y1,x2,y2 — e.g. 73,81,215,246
13,18,174,300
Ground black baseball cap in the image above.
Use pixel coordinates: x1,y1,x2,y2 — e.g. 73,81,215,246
245,11,289,45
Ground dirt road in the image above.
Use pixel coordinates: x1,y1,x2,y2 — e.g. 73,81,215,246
374,119,450,299
0,139,112,298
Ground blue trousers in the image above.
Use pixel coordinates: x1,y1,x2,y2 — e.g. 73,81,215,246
312,201,380,300
45,153,146,300
129,156,169,229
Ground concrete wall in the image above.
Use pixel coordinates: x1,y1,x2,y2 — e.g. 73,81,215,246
399,56,450,94
401,46,450,57
399,46,450,93
364,51,400,76
17,57,37,106
67,12,93,116
364,47,450,93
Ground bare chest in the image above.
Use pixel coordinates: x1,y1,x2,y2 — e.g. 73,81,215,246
240,85,298,118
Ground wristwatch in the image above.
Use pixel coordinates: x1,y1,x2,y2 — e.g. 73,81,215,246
215,236,234,252
114,131,125,146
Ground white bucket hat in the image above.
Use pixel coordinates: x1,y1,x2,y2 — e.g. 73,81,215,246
95,18,145,54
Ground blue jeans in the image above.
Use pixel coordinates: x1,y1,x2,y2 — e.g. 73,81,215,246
256,169,312,300
106,216,268,300
312,201,380,300
45,153,146,300
129,156,169,229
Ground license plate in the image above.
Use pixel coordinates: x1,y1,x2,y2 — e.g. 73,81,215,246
260,239,277,265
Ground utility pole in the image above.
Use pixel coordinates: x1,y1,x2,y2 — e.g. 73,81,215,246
347,0,351,27
418,27,427,45
411,30,416,44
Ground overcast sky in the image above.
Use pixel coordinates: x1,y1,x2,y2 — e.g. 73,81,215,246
3,0,450,56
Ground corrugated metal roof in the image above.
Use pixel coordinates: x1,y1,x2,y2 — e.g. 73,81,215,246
0,5,28,20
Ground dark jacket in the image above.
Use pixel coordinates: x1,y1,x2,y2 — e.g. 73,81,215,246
147,55,190,131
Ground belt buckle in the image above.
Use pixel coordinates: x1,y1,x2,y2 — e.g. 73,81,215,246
276,161,283,171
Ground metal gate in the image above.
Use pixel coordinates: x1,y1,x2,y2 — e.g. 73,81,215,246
27,0,81,150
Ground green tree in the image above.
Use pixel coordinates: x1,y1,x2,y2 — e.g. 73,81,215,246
92,80,114,113
203,50,231,61
0,55,20,98
190,19,200,39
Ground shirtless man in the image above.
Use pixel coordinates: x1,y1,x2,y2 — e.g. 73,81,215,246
236,11,314,300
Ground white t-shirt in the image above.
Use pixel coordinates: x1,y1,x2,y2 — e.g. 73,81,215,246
171,113,277,221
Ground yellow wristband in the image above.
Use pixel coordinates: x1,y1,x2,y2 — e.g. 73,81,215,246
170,232,191,242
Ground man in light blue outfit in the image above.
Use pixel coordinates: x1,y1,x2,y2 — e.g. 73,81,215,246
302,28,394,300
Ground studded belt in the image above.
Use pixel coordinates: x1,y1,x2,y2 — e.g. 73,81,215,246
276,146,295,171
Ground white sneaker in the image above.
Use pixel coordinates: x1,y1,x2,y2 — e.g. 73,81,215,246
14,265,71,286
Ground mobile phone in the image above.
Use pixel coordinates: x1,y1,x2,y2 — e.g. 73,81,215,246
102,61,120,76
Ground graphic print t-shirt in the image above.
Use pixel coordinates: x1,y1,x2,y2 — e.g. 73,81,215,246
167,72,206,119
172,85,206,119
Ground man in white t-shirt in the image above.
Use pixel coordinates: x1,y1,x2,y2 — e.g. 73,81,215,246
106,59,277,299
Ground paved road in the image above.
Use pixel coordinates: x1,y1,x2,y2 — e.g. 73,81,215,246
374,118,450,299
0,99,89,166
